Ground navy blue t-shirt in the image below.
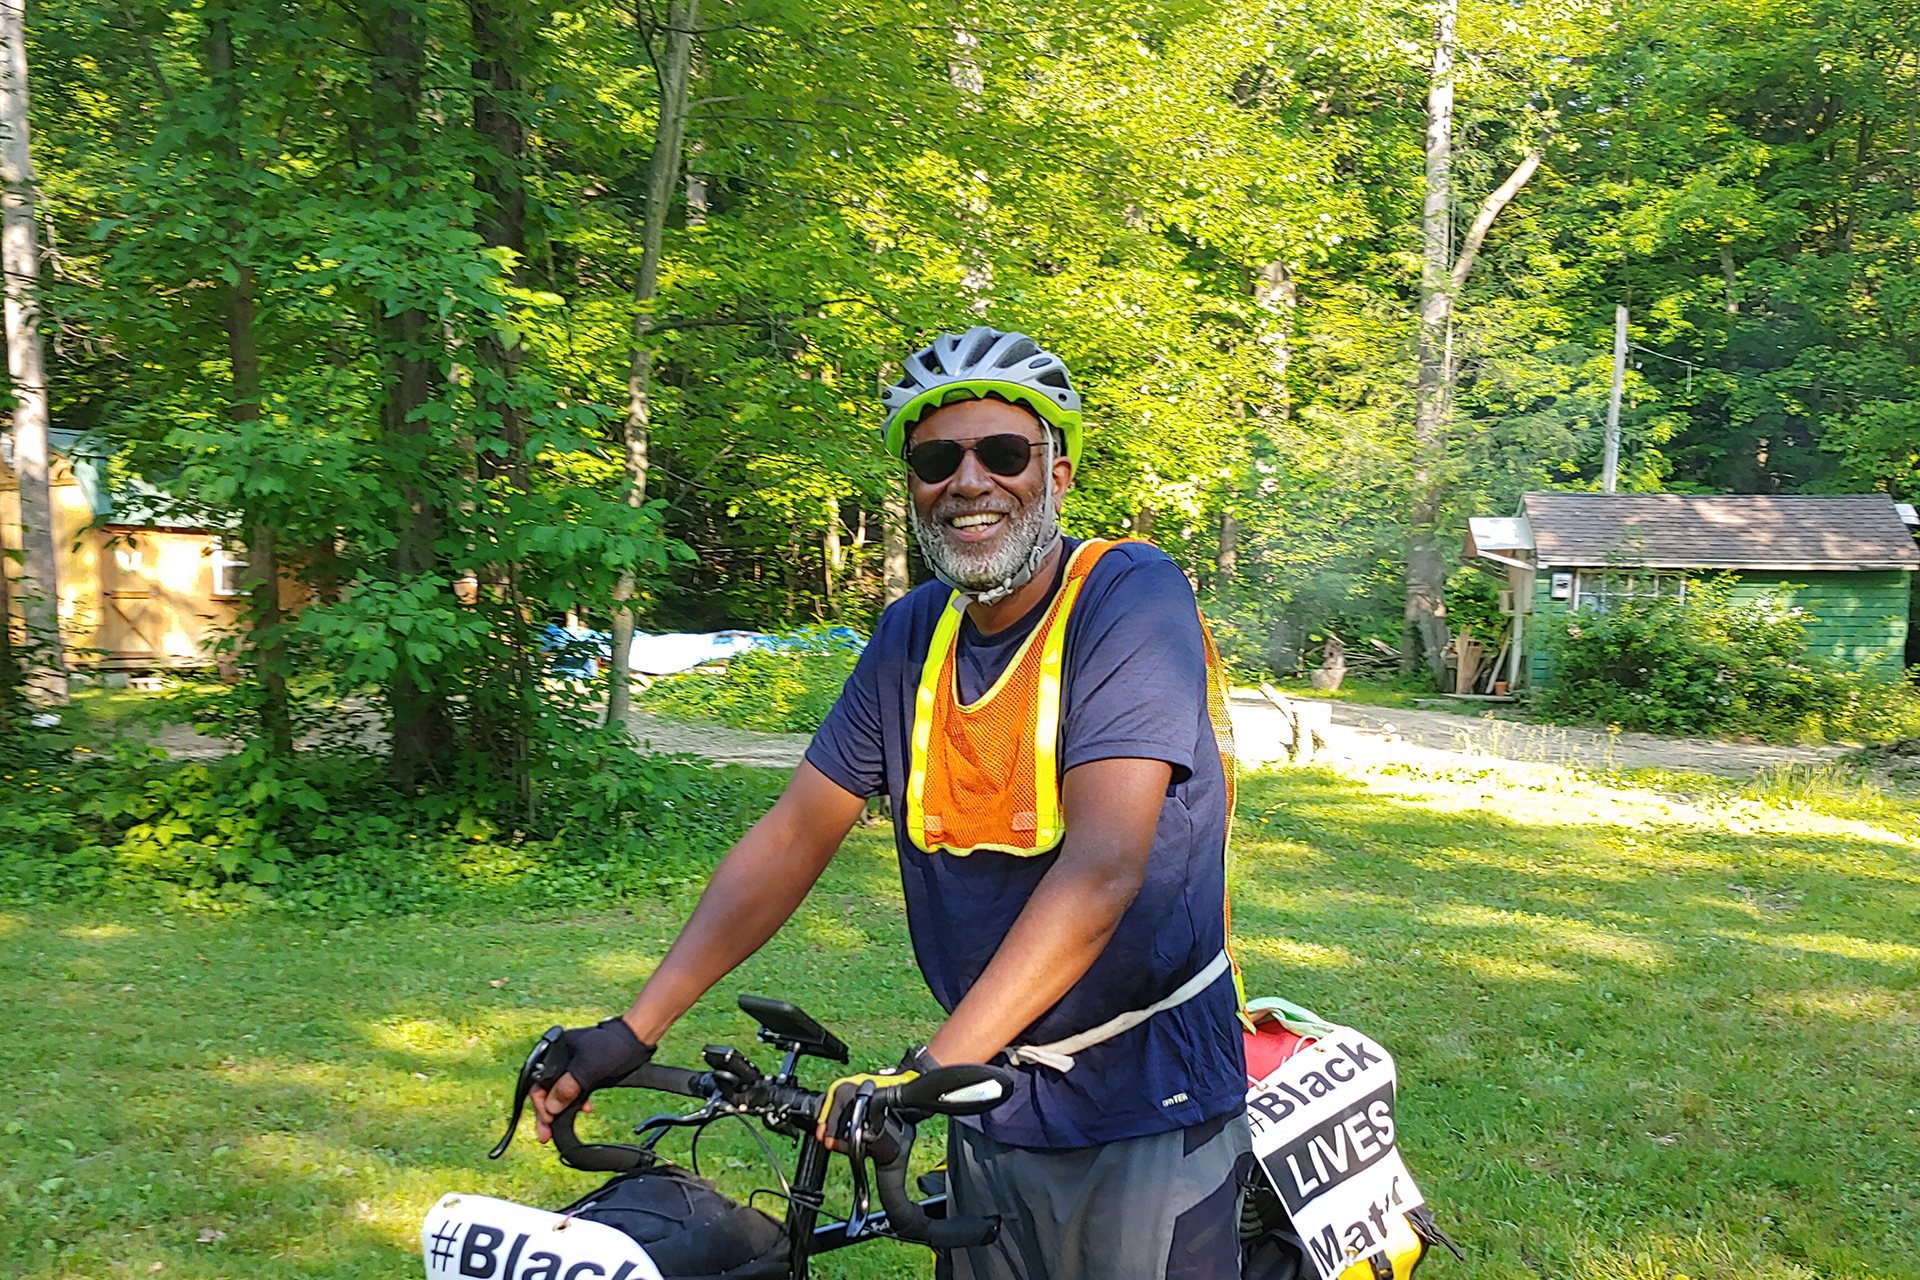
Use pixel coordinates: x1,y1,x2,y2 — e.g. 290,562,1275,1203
805,538,1245,1149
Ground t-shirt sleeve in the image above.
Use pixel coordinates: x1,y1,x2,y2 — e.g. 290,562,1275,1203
805,625,889,799
1059,549,1206,783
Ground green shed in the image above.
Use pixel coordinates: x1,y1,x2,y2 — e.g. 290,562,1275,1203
1465,493,1920,690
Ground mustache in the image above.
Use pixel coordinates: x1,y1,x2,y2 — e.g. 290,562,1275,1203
929,497,1017,522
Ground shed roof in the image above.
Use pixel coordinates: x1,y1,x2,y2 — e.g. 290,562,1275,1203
1519,492,1920,571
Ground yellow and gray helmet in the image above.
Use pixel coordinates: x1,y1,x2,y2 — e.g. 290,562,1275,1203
881,326,1084,467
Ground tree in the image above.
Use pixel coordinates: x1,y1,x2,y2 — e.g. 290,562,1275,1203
1401,0,1544,681
203,8,290,757
609,0,698,730
1,0,64,702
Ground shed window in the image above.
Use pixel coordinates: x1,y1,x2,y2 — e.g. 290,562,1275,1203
1573,571,1684,614
211,539,250,597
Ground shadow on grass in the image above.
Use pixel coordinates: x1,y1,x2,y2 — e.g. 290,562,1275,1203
1228,767,1920,1280
5,769,1917,1280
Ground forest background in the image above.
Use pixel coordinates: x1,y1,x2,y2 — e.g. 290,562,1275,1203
3,0,1917,817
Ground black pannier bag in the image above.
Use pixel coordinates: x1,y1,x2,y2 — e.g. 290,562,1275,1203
560,1162,789,1280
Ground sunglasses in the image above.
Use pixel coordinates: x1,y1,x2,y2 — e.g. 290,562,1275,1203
905,433,1044,484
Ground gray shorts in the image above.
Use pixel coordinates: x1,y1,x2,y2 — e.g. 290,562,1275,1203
941,1111,1253,1280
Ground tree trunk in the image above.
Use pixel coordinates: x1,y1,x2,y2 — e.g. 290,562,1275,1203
1719,244,1739,315
609,0,697,731
1402,0,1457,683
1217,508,1238,592
206,14,291,758
469,0,529,492
1399,7,1542,684
372,0,448,783
882,488,909,605
0,551,13,732
1133,504,1155,540
822,496,842,607
468,0,533,804
0,4,65,702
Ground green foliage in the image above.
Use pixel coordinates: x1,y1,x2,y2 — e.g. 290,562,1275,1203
0,734,783,916
7,763,1920,1277
17,0,1915,777
1538,580,1920,742
640,630,861,733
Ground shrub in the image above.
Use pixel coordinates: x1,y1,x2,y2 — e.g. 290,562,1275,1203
1537,579,1920,742
639,628,861,733
0,723,784,915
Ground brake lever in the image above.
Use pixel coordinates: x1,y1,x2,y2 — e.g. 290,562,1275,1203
842,1085,876,1239
490,1025,567,1159
632,1096,727,1145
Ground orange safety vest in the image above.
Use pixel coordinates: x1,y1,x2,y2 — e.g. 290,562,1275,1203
905,536,1251,1029
905,538,1239,856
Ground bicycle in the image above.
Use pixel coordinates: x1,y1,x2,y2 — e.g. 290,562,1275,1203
422,992,1013,1280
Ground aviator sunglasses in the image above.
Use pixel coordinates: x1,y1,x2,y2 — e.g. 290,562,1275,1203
905,433,1044,484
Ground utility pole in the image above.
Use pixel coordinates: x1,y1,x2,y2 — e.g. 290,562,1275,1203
1601,305,1626,493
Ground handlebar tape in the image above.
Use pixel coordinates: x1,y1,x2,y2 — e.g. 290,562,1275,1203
611,1062,710,1096
870,1120,1000,1250
549,1100,654,1174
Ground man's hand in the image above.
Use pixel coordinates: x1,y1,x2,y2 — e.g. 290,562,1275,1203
815,1045,939,1150
529,1016,654,1144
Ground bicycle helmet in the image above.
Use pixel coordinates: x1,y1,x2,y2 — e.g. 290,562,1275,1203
881,327,1085,467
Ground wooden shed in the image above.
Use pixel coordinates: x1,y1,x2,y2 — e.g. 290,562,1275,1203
1,432,254,671
1466,493,1920,689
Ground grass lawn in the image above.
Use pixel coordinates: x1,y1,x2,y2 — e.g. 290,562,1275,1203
6,763,1918,1279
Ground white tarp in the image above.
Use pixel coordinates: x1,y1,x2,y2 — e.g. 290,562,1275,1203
1245,1030,1424,1280
626,630,761,676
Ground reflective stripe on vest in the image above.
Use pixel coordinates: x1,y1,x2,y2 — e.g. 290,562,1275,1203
905,538,1117,856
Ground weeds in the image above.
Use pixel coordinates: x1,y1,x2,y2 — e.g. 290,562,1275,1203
0,726,783,917
1538,580,1920,742
640,629,860,733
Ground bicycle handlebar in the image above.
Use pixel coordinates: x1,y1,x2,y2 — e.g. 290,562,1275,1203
494,1023,1006,1249
535,1045,1003,1248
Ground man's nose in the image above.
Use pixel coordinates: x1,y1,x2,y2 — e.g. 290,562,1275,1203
947,446,996,495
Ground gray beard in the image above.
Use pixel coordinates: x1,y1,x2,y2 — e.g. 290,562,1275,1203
912,485,1060,607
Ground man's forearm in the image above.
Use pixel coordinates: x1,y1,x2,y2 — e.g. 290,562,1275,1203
621,762,866,1044
925,756,1170,1065
925,857,1138,1064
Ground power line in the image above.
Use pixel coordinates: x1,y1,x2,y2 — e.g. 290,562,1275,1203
1628,342,1695,393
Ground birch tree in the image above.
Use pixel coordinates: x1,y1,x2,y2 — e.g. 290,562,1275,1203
608,0,697,731
1401,0,1543,681
0,0,64,701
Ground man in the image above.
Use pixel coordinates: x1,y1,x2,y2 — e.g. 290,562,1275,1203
533,327,1249,1278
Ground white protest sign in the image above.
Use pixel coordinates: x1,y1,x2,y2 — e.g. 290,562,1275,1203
1245,1030,1423,1280
421,1192,665,1280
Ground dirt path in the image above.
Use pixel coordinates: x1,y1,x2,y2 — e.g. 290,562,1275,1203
620,699,1844,781
1229,698,1848,779
624,712,811,769
129,696,1843,780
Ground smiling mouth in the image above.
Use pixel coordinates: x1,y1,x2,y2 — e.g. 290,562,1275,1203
948,512,1006,530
